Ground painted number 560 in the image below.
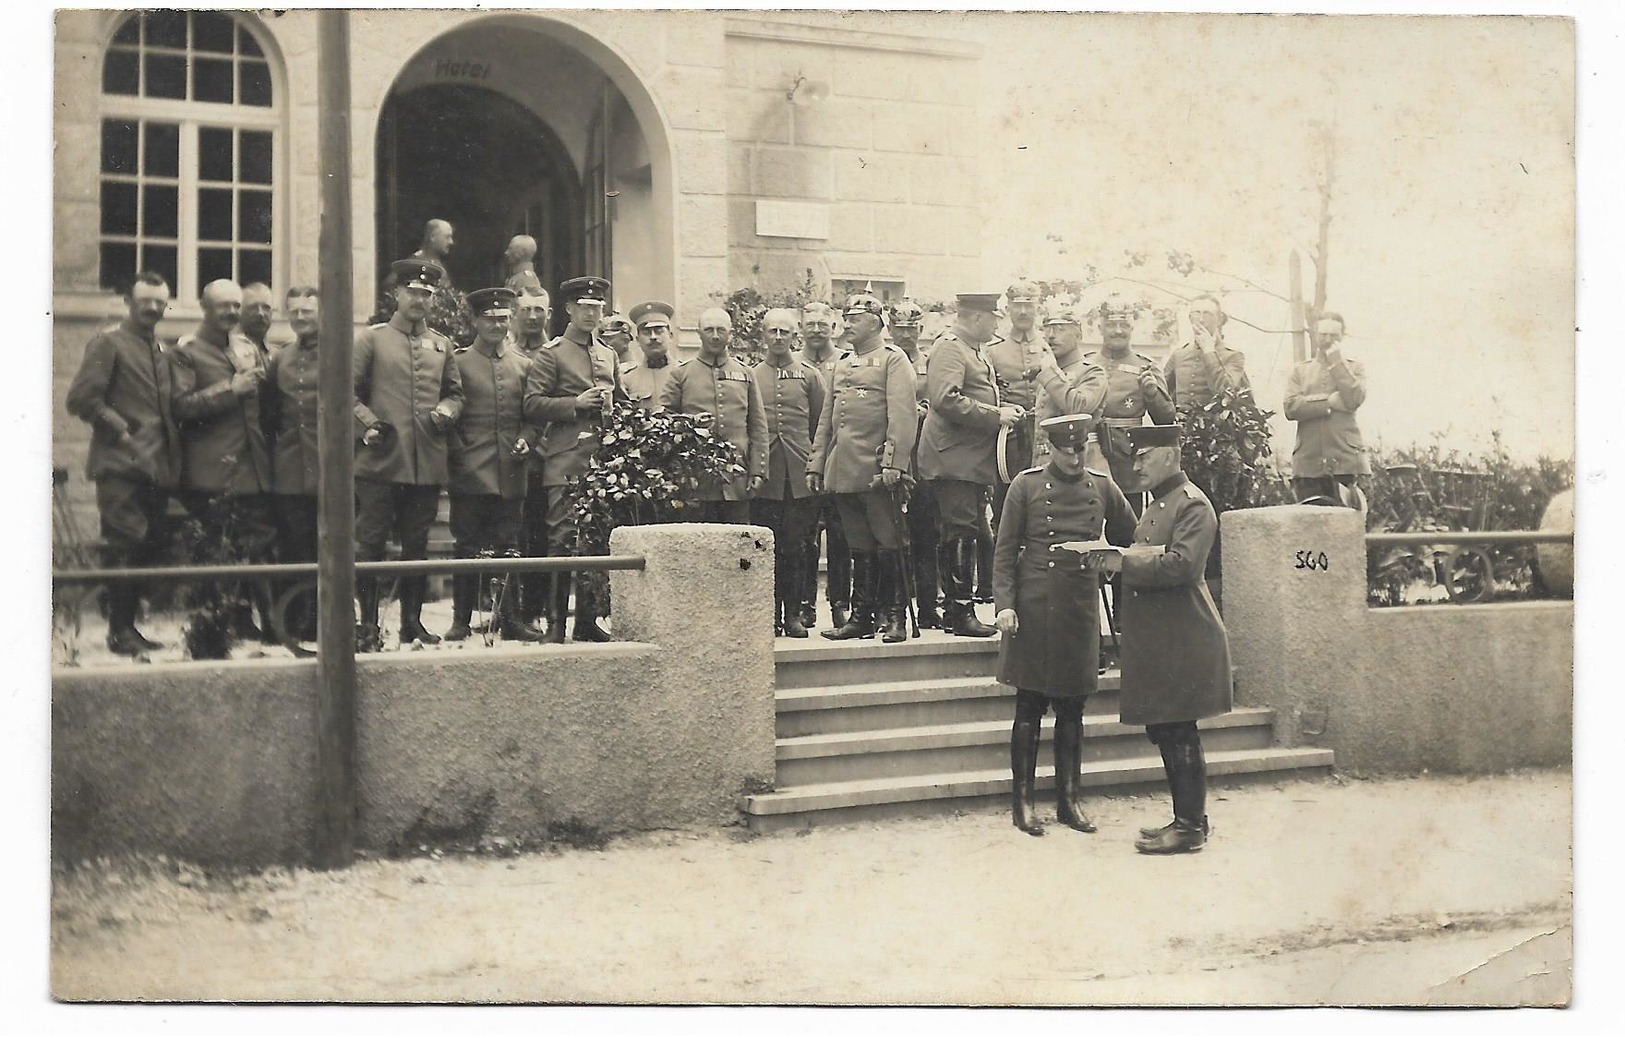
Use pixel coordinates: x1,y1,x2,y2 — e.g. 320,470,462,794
1294,550,1330,571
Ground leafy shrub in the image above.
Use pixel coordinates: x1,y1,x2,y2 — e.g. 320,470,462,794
1176,387,1292,577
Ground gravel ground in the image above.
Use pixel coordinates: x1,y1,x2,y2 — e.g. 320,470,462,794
50,770,1572,1006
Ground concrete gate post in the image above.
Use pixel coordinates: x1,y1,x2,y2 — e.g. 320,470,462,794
1221,506,1369,747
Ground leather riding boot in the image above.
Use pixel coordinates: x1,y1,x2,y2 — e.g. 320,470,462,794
915,542,942,629
492,554,544,642
780,544,809,638
543,572,570,643
1054,711,1097,832
572,575,612,642
104,568,153,656
398,575,441,645
1010,719,1046,836
1137,733,1208,854
823,551,876,639
878,551,908,643
974,529,994,603
355,581,383,653
946,539,996,637
444,571,475,641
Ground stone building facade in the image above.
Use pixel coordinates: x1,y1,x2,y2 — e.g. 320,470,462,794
51,9,984,524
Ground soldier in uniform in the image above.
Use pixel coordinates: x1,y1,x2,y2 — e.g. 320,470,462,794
993,414,1135,835
1164,294,1251,413
171,278,278,641
917,291,1026,637
600,311,635,367
522,275,623,643
750,307,826,638
806,293,918,642
1090,425,1233,854
987,280,1046,518
510,287,554,627
260,285,322,640
795,301,852,630
352,259,465,651
659,307,768,522
1030,303,1109,468
65,270,182,655
1082,294,1177,503
1285,311,1369,503
237,282,279,368
444,288,544,642
888,299,940,628
621,300,676,408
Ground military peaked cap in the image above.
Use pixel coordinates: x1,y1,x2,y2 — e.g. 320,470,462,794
466,286,517,317
1126,424,1182,453
1039,413,1094,450
391,259,446,292
559,275,611,306
629,300,674,328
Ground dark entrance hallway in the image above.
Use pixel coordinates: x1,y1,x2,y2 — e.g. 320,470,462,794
376,84,582,298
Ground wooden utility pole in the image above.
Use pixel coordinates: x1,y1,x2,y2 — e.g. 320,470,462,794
314,8,357,870
1289,249,1308,363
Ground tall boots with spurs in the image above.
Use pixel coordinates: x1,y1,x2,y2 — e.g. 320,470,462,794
1053,709,1096,833
493,549,545,642
1010,717,1045,836
397,572,441,646
778,541,809,638
941,537,996,637
876,550,908,643
822,551,876,640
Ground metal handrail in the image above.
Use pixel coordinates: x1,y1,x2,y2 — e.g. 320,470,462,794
52,555,647,586
1364,530,1573,548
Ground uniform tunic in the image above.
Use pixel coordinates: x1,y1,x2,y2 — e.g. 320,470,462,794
1284,352,1370,477
752,357,825,500
659,352,769,501
917,330,1006,485
806,343,917,493
1164,339,1251,412
521,326,623,488
620,358,672,410
262,336,321,496
1117,474,1234,725
170,330,272,495
449,341,537,499
1030,352,1108,467
994,463,1135,698
1081,347,1176,487
986,328,1046,412
352,312,464,486
65,319,180,487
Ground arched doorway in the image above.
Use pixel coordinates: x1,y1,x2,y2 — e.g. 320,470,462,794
375,83,581,297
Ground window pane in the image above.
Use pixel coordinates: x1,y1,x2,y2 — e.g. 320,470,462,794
144,122,179,177
240,61,272,108
198,188,233,241
238,26,263,58
240,131,272,184
143,245,178,294
145,53,186,100
198,247,233,287
101,120,138,174
193,57,234,104
193,12,235,54
239,248,272,288
146,10,186,49
143,184,178,237
239,190,272,243
198,128,233,182
102,50,139,96
100,181,138,235
111,15,140,46
100,242,138,292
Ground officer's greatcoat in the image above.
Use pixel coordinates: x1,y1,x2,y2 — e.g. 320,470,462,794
807,343,916,493
917,330,1005,486
352,312,464,486
449,341,538,499
993,463,1135,698
1117,474,1234,725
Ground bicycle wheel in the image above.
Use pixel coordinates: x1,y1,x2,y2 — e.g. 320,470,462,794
1444,546,1495,603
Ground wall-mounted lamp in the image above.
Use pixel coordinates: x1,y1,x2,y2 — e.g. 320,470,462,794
786,73,830,107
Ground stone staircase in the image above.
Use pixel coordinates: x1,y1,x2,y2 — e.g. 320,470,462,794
738,632,1335,833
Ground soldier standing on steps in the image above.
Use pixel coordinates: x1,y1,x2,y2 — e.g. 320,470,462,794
806,293,917,643
1090,424,1233,854
888,299,941,629
993,414,1135,836
444,287,545,643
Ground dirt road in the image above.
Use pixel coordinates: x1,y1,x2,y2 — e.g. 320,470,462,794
51,771,1571,1005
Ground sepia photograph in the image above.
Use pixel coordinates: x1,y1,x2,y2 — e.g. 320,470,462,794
22,0,1610,1023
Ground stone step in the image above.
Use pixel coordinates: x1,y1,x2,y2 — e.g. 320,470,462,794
773,707,1277,788
774,634,1001,689
739,746,1336,833
776,674,1121,737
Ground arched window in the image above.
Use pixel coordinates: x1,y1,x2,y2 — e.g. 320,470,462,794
99,10,278,299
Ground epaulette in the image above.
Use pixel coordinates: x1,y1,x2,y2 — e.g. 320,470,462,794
1017,465,1045,476
1086,467,1111,479
453,346,469,354
675,357,692,367
368,322,388,330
